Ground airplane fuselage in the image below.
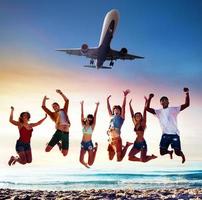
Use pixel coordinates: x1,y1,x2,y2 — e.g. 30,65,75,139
96,9,119,69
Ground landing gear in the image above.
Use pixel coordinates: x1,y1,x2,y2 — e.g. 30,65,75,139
109,60,114,66
90,59,94,65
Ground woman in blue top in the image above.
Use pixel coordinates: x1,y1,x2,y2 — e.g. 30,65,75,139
107,89,132,162
80,101,99,168
128,97,157,162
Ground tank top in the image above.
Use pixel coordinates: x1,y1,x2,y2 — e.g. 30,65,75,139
19,126,33,143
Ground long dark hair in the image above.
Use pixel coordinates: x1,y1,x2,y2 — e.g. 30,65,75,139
19,112,31,123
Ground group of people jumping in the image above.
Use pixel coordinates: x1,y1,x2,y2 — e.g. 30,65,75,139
8,88,190,168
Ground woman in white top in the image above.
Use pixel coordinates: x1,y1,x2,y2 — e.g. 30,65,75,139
80,101,99,168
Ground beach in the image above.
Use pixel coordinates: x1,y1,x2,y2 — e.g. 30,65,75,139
0,188,201,199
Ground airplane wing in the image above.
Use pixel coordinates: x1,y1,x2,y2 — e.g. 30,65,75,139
56,48,98,59
106,49,144,60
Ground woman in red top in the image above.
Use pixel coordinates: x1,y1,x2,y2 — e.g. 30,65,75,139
8,106,47,166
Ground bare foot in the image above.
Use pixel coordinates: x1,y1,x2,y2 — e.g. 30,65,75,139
182,154,186,164
151,154,158,159
8,156,15,166
93,142,98,152
169,150,173,159
81,161,90,168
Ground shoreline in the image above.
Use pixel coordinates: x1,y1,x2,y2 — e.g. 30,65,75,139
0,188,201,200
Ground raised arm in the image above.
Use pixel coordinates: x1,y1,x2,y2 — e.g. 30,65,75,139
92,102,99,129
42,96,53,115
143,96,148,124
9,106,20,126
30,114,47,128
145,93,156,114
107,95,112,116
121,89,130,119
180,88,190,111
80,101,85,125
56,89,69,113
129,99,135,118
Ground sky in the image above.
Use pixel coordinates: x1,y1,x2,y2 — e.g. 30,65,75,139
0,0,202,171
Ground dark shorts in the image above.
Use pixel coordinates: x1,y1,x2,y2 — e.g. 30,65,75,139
132,140,147,151
160,134,181,150
107,137,122,153
15,140,31,152
48,130,69,150
81,140,94,151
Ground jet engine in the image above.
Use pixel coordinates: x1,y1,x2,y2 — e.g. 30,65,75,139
81,44,89,54
120,48,128,56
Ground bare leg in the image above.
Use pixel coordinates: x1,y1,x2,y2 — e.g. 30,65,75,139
140,150,157,163
25,150,32,164
128,148,141,162
160,148,173,159
174,149,186,164
118,142,133,161
8,151,27,166
45,145,53,152
79,148,90,168
108,144,115,160
88,142,98,166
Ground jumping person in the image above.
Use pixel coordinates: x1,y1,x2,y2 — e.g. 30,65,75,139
8,106,47,166
107,89,132,162
128,98,157,162
79,101,99,168
145,88,190,163
42,89,70,156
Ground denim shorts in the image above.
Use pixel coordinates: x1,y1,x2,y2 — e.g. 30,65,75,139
15,140,31,152
160,134,181,150
81,140,94,151
132,140,147,150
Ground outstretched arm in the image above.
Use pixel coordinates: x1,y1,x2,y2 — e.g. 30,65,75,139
56,89,69,113
30,114,47,127
80,101,85,125
107,95,112,116
180,88,190,111
9,106,19,126
143,96,148,124
42,96,53,116
121,89,130,119
92,102,99,129
145,94,156,114
129,99,136,126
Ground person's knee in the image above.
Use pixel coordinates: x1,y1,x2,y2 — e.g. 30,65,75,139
62,150,68,156
45,146,52,152
27,158,32,163
160,148,167,155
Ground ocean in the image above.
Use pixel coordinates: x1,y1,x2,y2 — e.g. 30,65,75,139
1,166,202,191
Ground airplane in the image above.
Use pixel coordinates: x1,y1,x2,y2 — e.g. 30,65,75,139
56,9,144,69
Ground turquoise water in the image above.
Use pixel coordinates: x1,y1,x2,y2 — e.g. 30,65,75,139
0,166,202,190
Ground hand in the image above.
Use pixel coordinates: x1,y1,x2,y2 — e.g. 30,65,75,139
11,106,14,111
95,102,100,106
107,95,111,100
183,87,189,93
149,93,154,99
123,89,130,96
80,101,84,105
44,96,49,101
129,99,132,105
56,89,62,94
